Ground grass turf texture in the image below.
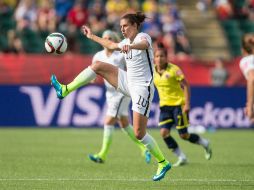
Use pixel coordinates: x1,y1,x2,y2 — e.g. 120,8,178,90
0,128,253,190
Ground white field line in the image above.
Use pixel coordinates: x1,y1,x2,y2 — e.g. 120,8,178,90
0,178,253,182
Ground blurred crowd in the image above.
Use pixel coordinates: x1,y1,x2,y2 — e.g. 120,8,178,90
197,0,254,21
0,0,192,57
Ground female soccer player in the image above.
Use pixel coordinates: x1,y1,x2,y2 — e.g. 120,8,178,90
88,30,151,164
240,33,254,121
51,12,171,181
153,43,212,166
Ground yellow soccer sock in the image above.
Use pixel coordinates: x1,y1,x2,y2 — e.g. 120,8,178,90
139,133,166,162
64,66,96,96
121,125,146,153
98,125,114,160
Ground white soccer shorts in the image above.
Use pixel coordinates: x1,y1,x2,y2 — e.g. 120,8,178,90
105,91,131,117
117,68,154,117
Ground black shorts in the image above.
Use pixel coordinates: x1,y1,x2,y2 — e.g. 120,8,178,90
159,105,189,134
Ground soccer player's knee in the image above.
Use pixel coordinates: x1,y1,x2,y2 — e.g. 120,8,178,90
134,130,144,140
160,129,169,138
118,117,129,128
91,61,102,72
135,133,143,140
179,133,190,140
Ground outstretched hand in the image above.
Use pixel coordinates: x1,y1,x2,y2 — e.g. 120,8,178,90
81,25,93,39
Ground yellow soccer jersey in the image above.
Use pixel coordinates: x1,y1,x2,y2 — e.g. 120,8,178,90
154,63,185,106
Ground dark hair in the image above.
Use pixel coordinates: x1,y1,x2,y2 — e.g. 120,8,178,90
121,12,146,29
242,33,254,54
155,42,168,56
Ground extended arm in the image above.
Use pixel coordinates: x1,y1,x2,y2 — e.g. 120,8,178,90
121,39,149,53
82,25,120,50
130,40,149,50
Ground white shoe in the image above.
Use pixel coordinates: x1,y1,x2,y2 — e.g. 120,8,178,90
205,142,212,160
173,157,188,167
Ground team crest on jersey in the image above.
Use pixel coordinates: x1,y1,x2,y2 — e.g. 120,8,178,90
165,73,170,79
176,70,183,76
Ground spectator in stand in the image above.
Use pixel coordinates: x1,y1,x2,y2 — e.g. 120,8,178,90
105,0,129,31
14,0,38,31
4,30,25,54
214,0,233,20
0,0,192,56
158,33,176,59
174,31,192,58
37,0,56,33
160,13,185,36
196,0,212,13
141,13,161,40
0,0,14,31
67,0,88,29
87,0,107,34
54,0,74,30
246,0,254,21
159,1,180,21
1,0,17,8
141,0,161,40
127,0,140,12
210,57,229,86
65,0,88,52
88,0,106,21
142,0,158,15
87,15,107,35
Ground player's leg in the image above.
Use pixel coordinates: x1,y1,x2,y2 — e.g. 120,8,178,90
159,106,187,167
89,115,117,163
118,115,151,164
116,96,151,163
133,112,171,181
117,70,170,181
160,128,187,167
177,109,212,160
51,61,118,99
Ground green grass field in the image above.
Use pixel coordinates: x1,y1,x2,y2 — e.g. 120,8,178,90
0,128,253,190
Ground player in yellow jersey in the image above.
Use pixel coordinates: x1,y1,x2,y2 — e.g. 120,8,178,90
154,43,212,166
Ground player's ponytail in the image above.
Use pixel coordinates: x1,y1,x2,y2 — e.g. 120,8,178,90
135,12,146,25
121,12,146,29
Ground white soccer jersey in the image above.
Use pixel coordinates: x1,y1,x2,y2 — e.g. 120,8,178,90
92,50,126,92
239,55,254,79
118,32,154,86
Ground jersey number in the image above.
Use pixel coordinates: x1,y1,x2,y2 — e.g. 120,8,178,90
126,50,132,59
136,95,148,108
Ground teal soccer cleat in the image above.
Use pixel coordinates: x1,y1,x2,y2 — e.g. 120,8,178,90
88,154,104,164
51,75,64,99
153,161,171,181
145,150,151,164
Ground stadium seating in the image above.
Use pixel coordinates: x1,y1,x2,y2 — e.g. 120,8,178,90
239,20,254,33
78,32,103,54
220,19,242,56
19,29,44,53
